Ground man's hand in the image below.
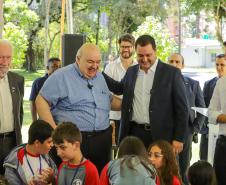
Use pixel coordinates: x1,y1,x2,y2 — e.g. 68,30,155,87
172,140,183,155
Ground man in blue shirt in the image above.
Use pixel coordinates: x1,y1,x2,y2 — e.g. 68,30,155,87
29,57,61,121
35,43,121,173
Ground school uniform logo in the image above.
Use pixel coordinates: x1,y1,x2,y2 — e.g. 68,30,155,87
72,179,82,185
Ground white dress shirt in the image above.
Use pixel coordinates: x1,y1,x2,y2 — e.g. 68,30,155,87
104,58,137,120
132,59,158,124
0,75,14,133
208,76,226,134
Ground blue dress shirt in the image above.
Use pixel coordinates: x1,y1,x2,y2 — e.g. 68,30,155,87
40,64,111,131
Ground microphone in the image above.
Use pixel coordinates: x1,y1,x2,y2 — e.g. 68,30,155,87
87,83,93,89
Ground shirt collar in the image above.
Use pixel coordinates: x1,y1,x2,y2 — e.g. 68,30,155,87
0,74,8,82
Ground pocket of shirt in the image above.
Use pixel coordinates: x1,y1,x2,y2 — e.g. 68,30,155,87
93,89,111,111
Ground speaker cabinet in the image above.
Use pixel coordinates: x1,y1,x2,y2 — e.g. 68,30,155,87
62,34,86,66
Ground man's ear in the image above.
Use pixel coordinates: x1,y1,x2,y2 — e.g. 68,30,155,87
73,141,80,149
76,56,80,64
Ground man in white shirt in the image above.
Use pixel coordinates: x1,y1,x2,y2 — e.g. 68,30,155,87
104,34,137,145
103,35,189,152
208,61,226,185
0,40,24,175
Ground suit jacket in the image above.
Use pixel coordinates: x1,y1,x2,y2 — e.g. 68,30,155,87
7,71,24,145
200,76,218,134
183,76,206,134
104,60,189,143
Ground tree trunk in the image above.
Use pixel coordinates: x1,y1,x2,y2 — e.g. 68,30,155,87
44,0,51,67
25,30,38,72
96,8,100,45
0,0,3,39
214,3,223,43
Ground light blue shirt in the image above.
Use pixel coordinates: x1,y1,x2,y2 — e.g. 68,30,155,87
40,64,111,131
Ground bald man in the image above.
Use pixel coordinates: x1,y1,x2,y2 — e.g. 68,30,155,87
36,43,121,173
168,53,206,185
0,40,24,174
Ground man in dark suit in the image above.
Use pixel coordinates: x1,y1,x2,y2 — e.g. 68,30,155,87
103,35,189,154
0,40,24,174
200,54,226,161
168,53,206,185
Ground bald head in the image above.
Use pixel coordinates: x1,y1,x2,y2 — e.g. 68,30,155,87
168,53,184,70
0,40,13,78
76,43,101,79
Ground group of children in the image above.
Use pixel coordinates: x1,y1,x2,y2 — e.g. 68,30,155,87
2,120,217,185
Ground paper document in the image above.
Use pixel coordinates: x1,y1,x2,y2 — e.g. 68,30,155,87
191,107,208,117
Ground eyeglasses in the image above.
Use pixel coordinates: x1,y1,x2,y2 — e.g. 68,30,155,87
120,45,133,49
148,152,164,158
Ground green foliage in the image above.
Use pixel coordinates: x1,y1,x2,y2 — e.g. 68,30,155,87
4,0,39,32
3,23,28,68
133,16,177,62
3,0,39,68
33,22,61,68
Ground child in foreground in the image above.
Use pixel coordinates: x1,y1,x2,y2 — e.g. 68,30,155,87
100,136,157,185
188,160,217,185
148,140,182,185
4,120,57,185
52,122,99,185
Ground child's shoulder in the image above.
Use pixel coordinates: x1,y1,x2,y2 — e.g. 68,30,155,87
172,176,181,185
84,160,98,174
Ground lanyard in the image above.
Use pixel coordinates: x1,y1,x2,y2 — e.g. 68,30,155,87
24,148,42,176
64,156,84,185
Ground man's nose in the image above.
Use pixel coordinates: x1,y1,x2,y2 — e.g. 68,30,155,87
93,62,99,69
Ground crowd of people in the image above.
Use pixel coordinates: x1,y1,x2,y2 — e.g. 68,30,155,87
0,35,226,185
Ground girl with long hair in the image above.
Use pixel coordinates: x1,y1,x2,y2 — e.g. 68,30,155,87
148,140,182,185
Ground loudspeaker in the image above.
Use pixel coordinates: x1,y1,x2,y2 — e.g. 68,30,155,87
62,34,86,66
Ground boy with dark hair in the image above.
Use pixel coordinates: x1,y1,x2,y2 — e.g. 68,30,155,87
3,120,57,185
52,122,99,185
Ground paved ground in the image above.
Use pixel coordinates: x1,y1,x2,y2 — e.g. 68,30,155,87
21,68,217,163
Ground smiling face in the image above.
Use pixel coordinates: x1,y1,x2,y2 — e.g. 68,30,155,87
148,145,164,169
0,41,12,78
216,56,226,78
136,44,157,73
76,44,101,79
119,41,134,60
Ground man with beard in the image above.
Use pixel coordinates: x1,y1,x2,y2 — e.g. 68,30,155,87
0,40,24,175
104,34,137,145
36,43,121,173
103,35,189,154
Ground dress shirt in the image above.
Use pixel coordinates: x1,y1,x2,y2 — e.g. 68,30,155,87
104,58,137,120
132,59,158,124
208,76,226,134
0,75,14,133
40,63,111,131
